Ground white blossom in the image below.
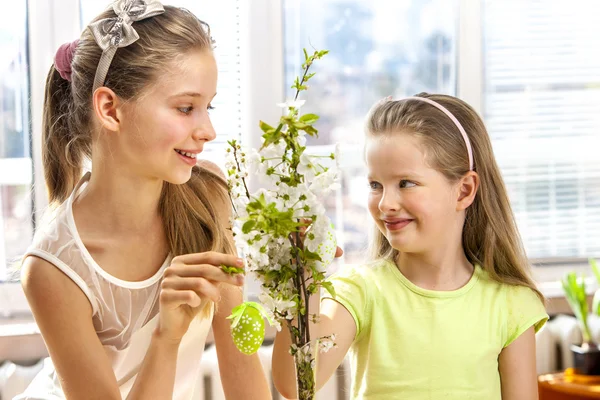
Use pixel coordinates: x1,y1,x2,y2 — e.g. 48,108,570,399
309,168,340,194
319,334,337,353
276,99,306,109
297,153,317,181
259,292,296,326
260,141,287,159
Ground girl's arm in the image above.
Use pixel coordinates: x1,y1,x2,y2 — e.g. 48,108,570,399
498,326,539,400
21,257,123,400
21,256,188,400
271,295,356,399
212,286,271,399
22,252,240,400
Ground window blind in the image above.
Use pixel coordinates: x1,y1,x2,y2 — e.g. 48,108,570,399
483,0,600,259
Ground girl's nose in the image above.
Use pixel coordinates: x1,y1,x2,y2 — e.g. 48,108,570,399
193,117,216,142
379,190,400,213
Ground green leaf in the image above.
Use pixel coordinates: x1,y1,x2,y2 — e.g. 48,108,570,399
242,220,256,234
226,303,247,328
593,290,600,316
274,123,283,136
321,281,336,299
221,264,245,276
590,258,600,284
247,198,264,211
562,272,592,343
292,121,309,130
299,114,319,124
303,248,323,262
259,120,274,133
303,125,318,136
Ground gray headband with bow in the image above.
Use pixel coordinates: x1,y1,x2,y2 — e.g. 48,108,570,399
89,0,165,92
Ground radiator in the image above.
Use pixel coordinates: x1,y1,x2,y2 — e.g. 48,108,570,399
2,315,582,400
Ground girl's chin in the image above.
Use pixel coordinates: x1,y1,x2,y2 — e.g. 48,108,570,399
387,235,417,253
164,169,194,185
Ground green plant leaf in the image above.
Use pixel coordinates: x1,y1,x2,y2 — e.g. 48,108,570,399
242,220,257,234
590,258,600,284
562,272,593,343
299,114,319,124
302,248,323,262
259,120,275,133
321,281,336,299
221,264,245,276
226,303,247,328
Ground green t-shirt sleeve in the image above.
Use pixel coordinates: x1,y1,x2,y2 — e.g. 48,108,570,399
504,285,549,348
322,265,371,341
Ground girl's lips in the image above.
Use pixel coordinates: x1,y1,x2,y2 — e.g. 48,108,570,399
384,219,413,231
175,149,197,166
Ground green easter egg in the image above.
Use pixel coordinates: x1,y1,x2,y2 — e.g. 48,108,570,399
231,304,266,355
316,223,337,266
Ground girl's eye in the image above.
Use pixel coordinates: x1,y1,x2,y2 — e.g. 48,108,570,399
369,181,381,190
208,104,215,111
178,106,193,115
400,180,416,189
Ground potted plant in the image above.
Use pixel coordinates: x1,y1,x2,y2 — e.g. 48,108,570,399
224,48,339,400
562,271,600,375
590,258,600,317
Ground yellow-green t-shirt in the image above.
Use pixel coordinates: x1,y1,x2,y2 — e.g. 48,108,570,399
322,260,548,400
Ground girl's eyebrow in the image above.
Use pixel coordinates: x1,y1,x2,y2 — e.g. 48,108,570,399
367,172,424,180
169,91,217,99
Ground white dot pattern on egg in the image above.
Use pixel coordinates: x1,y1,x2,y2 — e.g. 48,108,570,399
316,223,337,267
231,304,266,355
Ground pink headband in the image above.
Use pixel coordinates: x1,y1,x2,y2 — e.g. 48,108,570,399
403,96,474,171
54,39,79,82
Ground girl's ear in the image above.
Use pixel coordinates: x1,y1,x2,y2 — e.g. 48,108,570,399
92,87,122,132
456,171,479,211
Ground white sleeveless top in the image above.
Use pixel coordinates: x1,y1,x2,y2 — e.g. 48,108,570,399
16,173,213,400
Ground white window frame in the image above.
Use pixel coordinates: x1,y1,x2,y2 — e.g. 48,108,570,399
0,0,82,317
29,0,83,226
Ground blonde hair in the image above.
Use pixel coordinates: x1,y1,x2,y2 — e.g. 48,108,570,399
42,6,233,259
366,93,543,301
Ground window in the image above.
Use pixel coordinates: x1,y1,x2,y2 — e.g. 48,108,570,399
483,0,600,260
0,2,32,281
283,0,459,263
80,0,242,171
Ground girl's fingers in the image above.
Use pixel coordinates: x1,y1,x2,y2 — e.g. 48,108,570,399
171,252,244,269
161,276,225,302
299,218,312,237
164,264,244,286
159,288,203,308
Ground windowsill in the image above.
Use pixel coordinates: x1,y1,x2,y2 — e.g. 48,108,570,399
534,263,597,299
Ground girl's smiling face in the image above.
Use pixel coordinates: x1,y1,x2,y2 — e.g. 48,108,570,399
366,133,463,254
117,50,218,184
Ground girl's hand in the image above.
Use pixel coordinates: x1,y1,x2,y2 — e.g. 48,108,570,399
156,251,245,343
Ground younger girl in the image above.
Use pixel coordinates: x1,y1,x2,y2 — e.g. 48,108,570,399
17,1,270,399
272,94,548,399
